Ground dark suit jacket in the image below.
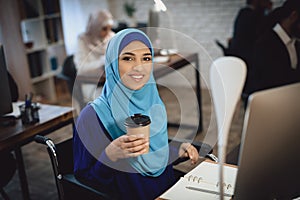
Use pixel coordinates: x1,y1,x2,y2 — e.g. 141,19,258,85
246,30,300,94
228,7,266,66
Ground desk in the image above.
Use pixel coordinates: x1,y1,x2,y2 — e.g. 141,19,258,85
76,53,203,132
0,104,75,200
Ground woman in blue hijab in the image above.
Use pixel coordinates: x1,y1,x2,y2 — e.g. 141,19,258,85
73,28,199,200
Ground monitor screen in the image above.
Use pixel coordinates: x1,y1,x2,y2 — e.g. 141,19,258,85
0,44,12,116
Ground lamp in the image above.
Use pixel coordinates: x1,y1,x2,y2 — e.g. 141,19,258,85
154,0,167,12
148,0,167,48
148,0,167,27
210,57,246,199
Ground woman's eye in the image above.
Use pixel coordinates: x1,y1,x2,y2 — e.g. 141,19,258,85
143,57,152,61
122,56,133,61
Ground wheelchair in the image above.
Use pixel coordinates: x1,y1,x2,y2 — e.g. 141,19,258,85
34,135,216,200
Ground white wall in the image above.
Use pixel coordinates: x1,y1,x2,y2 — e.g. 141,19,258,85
60,0,108,55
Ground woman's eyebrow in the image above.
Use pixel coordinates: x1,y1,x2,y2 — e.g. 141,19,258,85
120,52,152,56
120,52,135,56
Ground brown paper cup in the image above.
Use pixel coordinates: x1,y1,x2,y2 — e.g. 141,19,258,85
124,114,151,153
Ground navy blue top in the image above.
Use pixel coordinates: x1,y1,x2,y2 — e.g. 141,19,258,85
73,105,181,200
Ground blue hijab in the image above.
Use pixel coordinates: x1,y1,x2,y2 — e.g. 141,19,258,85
91,29,169,177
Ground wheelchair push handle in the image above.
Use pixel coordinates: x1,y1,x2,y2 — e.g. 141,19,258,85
34,135,57,158
34,135,55,148
34,135,51,145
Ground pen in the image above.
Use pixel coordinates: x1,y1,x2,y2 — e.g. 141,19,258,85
185,186,232,197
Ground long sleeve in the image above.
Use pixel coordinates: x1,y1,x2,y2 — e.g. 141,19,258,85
73,105,116,186
73,106,180,200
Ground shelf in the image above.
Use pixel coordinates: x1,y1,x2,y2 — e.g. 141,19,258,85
26,45,47,53
8,0,64,103
44,13,60,19
21,13,61,23
31,68,61,84
48,40,64,48
25,40,64,53
21,16,44,23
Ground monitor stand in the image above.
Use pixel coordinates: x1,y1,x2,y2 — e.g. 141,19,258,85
0,116,16,127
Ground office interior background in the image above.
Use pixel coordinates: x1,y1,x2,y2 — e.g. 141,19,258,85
61,0,284,88
0,0,288,199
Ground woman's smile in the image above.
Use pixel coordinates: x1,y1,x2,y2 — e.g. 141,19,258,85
129,73,145,82
118,41,152,90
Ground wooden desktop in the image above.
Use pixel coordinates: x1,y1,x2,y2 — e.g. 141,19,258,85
0,104,75,200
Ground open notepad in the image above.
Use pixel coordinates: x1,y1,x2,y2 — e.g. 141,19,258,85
160,161,238,200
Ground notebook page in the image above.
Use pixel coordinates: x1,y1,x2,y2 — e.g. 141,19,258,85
184,161,238,195
159,161,237,200
160,177,232,200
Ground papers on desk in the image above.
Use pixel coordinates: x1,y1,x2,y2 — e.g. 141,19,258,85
160,161,238,200
4,102,24,118
160,49,178,56
153,56,170,63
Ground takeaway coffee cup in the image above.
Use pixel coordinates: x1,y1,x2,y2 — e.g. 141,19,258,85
124,114,151,153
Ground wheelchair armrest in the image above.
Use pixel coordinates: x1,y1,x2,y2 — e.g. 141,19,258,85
63,174,119,200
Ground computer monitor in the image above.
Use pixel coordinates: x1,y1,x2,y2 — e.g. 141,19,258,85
234,83,300,199
0,44,12,117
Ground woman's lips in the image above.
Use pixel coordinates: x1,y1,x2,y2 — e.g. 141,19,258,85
129,74,144,82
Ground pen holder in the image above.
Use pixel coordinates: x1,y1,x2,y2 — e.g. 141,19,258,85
19,103,40,124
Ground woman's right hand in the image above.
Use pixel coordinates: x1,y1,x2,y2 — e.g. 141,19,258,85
105,135,149,162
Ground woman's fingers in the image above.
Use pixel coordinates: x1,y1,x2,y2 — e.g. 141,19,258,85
180,143,199,165
186,146,199,164
119,135,149,155
127,147,148,157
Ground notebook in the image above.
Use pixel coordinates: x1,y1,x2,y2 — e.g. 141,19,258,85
160,161,237,200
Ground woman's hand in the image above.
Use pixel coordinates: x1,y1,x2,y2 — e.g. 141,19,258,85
179,143,199,165
105,135,149,162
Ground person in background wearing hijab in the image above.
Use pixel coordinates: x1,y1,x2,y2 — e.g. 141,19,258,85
74,10,115,76
73,10,115,105
73,29,199,200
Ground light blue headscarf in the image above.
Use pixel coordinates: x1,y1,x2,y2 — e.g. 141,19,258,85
91,29,169,177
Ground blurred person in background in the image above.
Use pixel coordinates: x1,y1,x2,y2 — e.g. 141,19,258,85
73,10,115,105
247,0,300,97
228,0,273,105
74,9,115,75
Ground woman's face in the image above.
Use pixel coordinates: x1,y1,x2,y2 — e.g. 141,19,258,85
118,41,152,90
99,25,112,38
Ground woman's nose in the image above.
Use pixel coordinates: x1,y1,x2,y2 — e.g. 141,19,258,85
133,60,143,71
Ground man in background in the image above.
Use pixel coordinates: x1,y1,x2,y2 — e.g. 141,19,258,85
246,0,300,95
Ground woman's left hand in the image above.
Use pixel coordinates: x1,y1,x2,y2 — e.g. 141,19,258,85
179,143,199,165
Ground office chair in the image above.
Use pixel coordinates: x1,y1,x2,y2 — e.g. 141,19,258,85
210,56,246,199
34,134,216,200
0,152,17,200
215,39,231,56
57,55,85,109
